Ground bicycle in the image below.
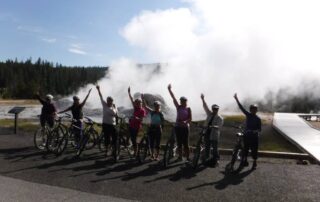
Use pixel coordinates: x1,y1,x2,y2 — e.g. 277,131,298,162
225,125,245,173
34,121,51,150
45,114,71,155
191,123,214,169
76,116,99,157
136,127,149,163
163,125,177,168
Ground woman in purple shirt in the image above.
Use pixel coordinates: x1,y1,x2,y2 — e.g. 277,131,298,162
168,84,192,161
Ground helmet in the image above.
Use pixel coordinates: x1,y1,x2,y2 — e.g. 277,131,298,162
73,96,80,101
180,96,188,101
46,94,53,100
250,104,258,109
135,98,142,103
107,96,113,101
211,104,219,110
154,101,161,106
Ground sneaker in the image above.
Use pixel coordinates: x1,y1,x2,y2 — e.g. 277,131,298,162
252,161,257,170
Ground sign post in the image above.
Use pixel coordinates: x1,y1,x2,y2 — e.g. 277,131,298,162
8,107,26,134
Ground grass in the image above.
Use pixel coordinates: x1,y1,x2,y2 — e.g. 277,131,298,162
0,115,302,153
0,119,38,132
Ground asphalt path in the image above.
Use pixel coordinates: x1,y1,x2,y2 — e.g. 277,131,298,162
0,128,319,202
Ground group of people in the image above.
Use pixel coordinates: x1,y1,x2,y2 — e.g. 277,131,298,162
36,84,261,170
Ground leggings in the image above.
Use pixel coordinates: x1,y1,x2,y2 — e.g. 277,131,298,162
243,133,259,160
175,126,189,150
204,134,220,161
102,123,117,152
73,120,83,145
148,126,162,150
129,127,139,148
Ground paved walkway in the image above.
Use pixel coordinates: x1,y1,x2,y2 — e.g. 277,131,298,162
0,175,135,202
273,113,320,163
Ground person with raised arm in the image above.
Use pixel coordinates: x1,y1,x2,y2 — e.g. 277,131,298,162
35,93,57,128
168,84,192,162
128,86,147,157
142,94,164,161
233,93,261,170
96,85,118,161
201,93,224,167
58,88,92,148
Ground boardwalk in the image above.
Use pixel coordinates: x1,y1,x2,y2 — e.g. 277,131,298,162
273,113,320,163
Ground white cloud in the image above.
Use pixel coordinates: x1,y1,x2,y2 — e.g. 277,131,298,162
68,48,87,55
41,38,57,43
79,0,320,117
17,25,43,33
68,43,87,55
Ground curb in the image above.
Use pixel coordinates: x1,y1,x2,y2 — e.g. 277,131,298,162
159,144,316,163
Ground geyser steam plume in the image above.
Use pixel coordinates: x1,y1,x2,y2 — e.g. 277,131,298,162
76,0,320,119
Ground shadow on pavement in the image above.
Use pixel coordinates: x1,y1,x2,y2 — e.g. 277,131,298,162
145,163,207,183
186,169,253,191
0,147,47,162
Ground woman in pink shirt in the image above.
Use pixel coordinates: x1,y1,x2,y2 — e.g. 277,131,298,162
128,87,147,157
168,84,192,162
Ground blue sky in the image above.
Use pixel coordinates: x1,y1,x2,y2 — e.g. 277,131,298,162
0,0,185,66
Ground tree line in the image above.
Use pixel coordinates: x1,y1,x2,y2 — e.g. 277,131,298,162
0,58,107,99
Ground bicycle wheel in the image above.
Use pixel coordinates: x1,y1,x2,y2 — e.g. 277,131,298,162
137,137,149,163
229,146,243,172
85,129,99,150
34,127,47,150
68,129,77,149
46,127,62,153
53,127,68,156
98,133,106,152
163,137,175,168
192,136,204,169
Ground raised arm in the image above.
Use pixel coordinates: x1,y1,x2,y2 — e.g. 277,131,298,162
141,94,153,112
201,93,211,115
96,85,107,105
35,93,45,105
80,88,92,106
128,86,135,107
234,93,249,116
167,84,179,108
58,106,72,114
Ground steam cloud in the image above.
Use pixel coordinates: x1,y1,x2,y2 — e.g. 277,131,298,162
75,0,320,119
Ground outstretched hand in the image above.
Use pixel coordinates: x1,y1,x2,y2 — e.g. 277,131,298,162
201,93,204,100
167,84,172,90
128,86,131,94
233,93,238,100
96,85,100,90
